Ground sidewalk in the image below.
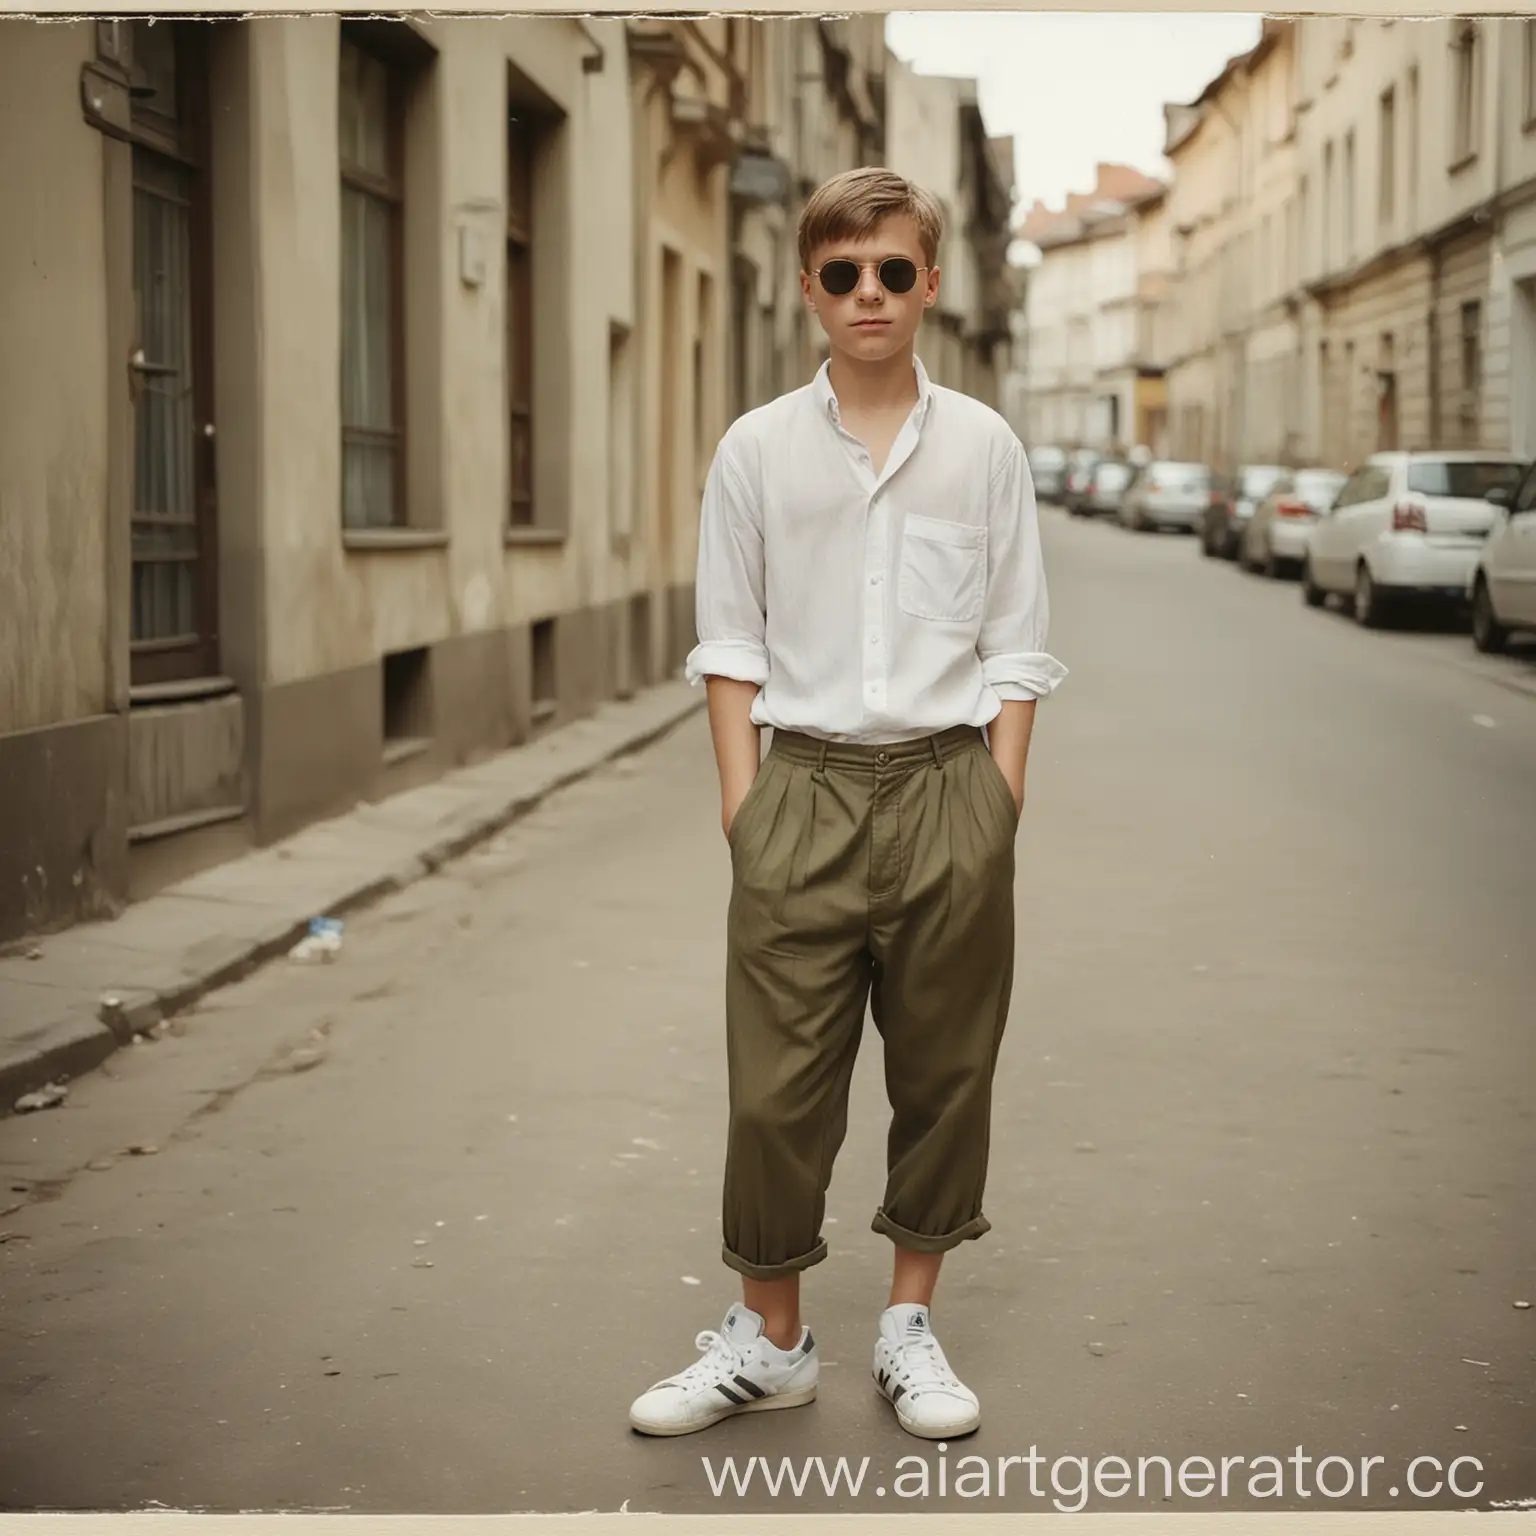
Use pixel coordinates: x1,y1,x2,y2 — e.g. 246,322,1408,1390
0,679,705,1114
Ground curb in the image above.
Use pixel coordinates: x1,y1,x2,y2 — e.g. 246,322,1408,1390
1,686,707,1116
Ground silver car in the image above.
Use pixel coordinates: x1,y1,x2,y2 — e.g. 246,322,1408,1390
1029,445,1069,503
1072,459,1135,519
1118,461,1211,533
1239,468,1348,577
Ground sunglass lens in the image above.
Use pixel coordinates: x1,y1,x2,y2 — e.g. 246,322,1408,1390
819,261,858,295
880,259,918,293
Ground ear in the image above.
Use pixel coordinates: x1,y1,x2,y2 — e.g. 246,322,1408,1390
924,264,942,307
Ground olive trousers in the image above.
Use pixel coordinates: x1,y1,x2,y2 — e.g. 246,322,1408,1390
720,724,1018,1281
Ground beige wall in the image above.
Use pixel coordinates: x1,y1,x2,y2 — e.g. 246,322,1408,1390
250,18,632,691
0,22,112,734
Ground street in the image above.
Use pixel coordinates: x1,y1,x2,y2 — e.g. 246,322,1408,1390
2,505,1533,1516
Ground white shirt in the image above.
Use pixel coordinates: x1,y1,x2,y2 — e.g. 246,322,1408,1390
683,355,1068,743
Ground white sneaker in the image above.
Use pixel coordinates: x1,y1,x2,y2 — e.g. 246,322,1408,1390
629,1303,819,1437
872,1303,981,1439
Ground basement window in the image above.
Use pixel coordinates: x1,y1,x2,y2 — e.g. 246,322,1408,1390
382,646,432,764
531,618,557,724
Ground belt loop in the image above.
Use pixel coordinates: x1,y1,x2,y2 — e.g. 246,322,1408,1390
816,739,829,779
928,734,944,770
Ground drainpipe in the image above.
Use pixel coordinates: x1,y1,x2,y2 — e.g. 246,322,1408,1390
1489,17,1507,450
1427,253,1441,446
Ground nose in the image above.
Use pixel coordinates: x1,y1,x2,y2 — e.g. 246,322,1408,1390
855,265,883,302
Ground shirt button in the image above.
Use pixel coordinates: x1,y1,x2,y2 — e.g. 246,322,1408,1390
876,751,889,765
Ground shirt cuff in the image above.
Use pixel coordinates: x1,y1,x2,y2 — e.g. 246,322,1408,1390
683,639,770,688
982,651,1070,700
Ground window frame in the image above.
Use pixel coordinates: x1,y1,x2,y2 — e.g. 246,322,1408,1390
338,26,409,531
506,101,537,530
1459,299,1482,432
1524,20,1536,131
1378,86,1396,228
1449,22,1479,169
126,20,220,688
1343,127,1356,261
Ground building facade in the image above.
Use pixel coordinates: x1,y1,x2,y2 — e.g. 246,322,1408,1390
0,15,1017,946
1156,16,1536,475
1015,163,1166,454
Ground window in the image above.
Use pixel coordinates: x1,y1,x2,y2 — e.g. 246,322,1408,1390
1298,175,1310,278
1332,467,1367,510
507,104,536,527
1450,23,1479,166
1343,129,1356,260
608,323,634,546
339,35,405,529
1407,66,1420,225
1407,459,1521,498
1356,465,1392,504
1460,300,1482,433
382,646,431,761
1379,87,1396,226
127,21,218,685
1513,463,1536,514
1525,20,1536,128
531,619,557,723
1322,141,1334,270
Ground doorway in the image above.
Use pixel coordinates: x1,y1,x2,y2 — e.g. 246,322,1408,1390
127,21,219,687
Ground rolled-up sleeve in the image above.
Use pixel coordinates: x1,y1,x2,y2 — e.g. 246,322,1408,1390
978,440,1069,700
683,440,770,689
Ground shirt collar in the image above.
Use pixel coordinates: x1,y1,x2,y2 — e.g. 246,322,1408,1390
813,354,934,427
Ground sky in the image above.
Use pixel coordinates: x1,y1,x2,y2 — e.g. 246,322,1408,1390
884,12,1264,216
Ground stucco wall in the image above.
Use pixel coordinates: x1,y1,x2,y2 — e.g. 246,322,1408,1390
247,18,637,691
0,23,112,733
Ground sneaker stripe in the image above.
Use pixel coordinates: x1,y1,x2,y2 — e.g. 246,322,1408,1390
891,1384,907,1403
732,1375,767,1400
714,1384,747,1406
802,1331,815,1355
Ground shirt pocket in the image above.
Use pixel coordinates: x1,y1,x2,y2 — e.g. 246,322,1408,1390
898,514,988,624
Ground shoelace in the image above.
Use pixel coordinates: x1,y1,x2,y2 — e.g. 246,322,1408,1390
675,1329,747,1388
892,1333,963,1393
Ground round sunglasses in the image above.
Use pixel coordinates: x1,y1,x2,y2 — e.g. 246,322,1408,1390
812,258,928,296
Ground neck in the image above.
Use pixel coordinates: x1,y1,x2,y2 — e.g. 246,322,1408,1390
826,346,919,413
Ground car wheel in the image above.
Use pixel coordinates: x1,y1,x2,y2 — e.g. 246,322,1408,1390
1301,557,1326,608
1263,546,1285,579
1354,563,1391,628
1471,576,1508,654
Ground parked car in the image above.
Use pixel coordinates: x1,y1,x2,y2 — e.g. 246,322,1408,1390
1202,464,1287,558
1071,458,1136,519
1029,445,1069,503
1239,467,1348,577
1118,460,1211,533
1062,449,1103,513
1469,458,1536,651
1300,451,1528,627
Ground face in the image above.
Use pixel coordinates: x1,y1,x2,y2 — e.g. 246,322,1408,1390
801,214,940,362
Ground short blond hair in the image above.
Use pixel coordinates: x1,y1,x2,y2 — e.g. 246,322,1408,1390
797,167,944,272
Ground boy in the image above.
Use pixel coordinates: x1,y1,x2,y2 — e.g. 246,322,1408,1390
629,168,1067,1441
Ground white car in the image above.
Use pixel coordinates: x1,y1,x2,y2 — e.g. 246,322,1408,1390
1300,451,1527,627
1469,459,1536,651
1239,467,1347,577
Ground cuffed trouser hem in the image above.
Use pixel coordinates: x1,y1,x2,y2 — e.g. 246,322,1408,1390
871,1208,992,1253
721,1238,829,1281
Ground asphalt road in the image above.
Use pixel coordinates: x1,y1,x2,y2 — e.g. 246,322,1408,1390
2,507,1533,1516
